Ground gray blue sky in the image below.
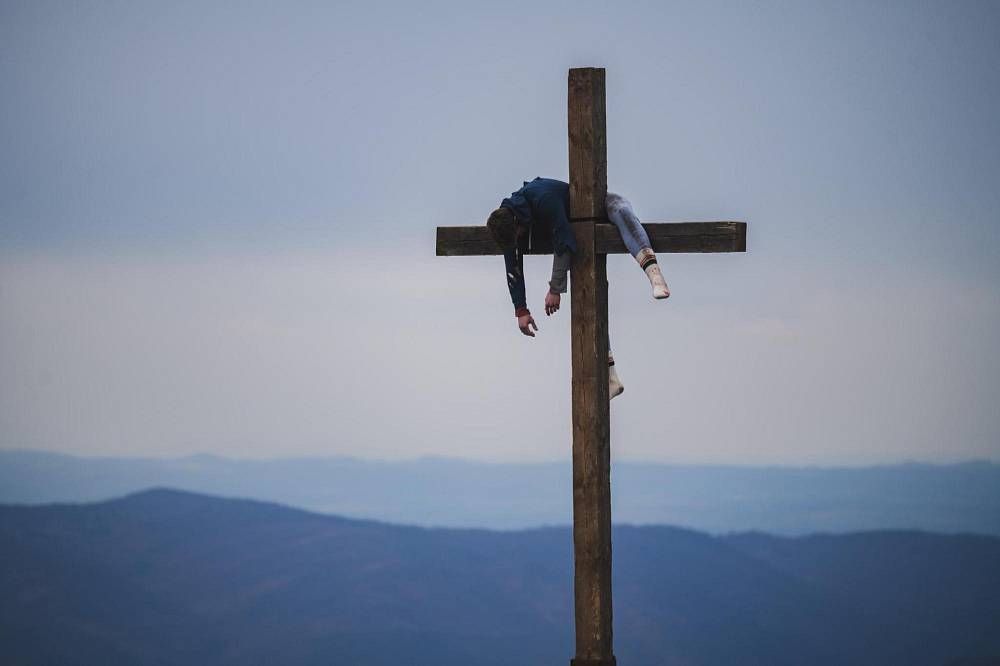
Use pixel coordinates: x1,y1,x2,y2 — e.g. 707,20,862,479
1,0,998,464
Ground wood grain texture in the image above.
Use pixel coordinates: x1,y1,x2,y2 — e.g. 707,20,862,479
597,221,746,253
568,66,617,666
568,68,607,222
436,221,746,256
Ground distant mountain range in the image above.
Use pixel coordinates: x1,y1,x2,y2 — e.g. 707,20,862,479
2,450,999,535
1,489,998,665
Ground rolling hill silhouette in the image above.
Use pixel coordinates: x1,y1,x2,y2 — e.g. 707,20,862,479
2,489,998,665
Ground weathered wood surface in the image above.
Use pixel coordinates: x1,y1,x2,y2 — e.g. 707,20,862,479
568,66,617,666
435,221,746,256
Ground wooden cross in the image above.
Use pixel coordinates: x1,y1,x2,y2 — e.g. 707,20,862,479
435,67,746,666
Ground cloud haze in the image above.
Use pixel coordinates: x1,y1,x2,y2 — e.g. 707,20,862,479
1,0,998,463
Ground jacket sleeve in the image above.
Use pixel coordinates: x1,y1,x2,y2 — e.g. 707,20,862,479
549,250,572,294
503,248,529,315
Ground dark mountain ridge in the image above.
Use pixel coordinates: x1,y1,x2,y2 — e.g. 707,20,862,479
2,489,999,665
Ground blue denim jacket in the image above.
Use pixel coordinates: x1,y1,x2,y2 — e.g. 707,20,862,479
500,178,577,312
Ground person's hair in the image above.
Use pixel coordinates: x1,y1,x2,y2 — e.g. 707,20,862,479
486,207,518,251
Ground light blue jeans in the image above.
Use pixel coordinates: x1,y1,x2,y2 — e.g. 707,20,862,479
604,192,652,360
606,192,652,259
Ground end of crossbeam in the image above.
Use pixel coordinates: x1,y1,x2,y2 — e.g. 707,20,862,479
595,221,746,254
436,226,500,256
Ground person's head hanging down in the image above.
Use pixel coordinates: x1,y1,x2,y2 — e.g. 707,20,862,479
486,207,520,252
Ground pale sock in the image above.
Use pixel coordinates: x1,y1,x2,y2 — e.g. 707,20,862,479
609,358,624,400
645,263,670,299
636,248,670,299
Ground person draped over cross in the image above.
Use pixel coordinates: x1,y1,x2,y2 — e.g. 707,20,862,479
486,177,670,399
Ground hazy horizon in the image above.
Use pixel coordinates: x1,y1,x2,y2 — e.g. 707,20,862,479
5,448,999,535
3,446,998,468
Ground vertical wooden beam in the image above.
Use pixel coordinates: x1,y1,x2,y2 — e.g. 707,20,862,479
568,67,615,666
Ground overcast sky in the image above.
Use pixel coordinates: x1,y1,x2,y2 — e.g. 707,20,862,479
1,0,998,464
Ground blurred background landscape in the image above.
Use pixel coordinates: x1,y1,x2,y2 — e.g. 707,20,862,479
3,452,1000,664
3,450,1000,535
3,487,999,665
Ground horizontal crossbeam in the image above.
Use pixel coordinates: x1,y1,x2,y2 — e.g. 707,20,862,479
436,221,746,256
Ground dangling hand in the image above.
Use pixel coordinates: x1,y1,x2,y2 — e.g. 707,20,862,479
544,291,561,316
518,313,538,337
